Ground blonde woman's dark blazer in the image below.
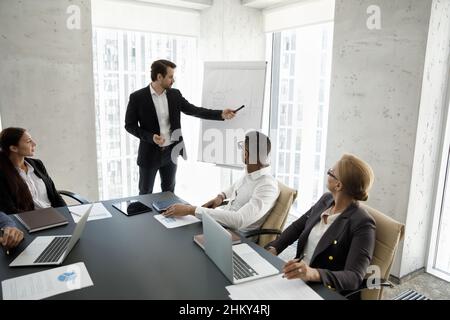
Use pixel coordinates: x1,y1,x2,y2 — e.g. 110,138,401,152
267,193,376,293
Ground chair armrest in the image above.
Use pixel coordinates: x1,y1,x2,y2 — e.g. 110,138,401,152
58,190,90,205
241,229,282,239
343,279,394,299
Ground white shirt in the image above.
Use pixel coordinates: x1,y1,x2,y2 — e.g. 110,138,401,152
149,83,171,147
195,166,279,233
303,207,342,265
16,161,52,209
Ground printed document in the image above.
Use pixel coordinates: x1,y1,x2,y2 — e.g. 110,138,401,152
2,262,93,300
69,203,112,223
226,274,324,300
154,214,200,229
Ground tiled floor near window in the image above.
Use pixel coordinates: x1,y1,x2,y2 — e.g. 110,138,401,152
383,273,450,300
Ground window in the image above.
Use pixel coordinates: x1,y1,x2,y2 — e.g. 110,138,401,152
428,100,450,282
294,153,301,175
269,22,334,216
92,28,197,200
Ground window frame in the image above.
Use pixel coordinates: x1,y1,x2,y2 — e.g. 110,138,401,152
427,80,450,282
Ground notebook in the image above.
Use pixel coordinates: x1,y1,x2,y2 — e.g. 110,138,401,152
14,207,68,233
152,198,188,212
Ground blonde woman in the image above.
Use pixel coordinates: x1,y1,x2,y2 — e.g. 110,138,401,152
266,154,376,297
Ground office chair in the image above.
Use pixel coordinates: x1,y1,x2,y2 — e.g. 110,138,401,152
345,204,405,300
58,190,90,205
241,181,298,247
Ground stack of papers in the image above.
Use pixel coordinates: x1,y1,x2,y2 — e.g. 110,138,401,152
69,203,112,223
154,214,200,228
2,262,93,300
226,274,324,300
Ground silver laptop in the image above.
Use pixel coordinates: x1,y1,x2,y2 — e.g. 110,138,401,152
202,213,279,284
10,205,93,267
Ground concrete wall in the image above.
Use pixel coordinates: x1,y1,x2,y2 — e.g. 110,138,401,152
326,0,433,277
0,0,99,201
200,0,265,61
403,0,450,277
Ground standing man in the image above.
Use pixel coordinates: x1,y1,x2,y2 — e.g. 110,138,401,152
125,59,236,194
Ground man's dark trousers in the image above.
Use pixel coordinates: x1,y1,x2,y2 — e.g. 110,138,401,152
138,144,177,194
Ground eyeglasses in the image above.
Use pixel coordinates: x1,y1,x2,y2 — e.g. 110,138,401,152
237,141,244,150
327,168,339,181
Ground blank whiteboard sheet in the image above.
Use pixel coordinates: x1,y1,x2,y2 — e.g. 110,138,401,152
198,61,267,168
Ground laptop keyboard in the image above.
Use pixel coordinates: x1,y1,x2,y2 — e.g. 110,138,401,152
34,236,71,263
233,251,259,280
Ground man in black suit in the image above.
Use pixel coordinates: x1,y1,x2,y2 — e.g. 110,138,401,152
125,59,236,194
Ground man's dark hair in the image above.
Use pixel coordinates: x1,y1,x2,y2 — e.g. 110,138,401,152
151,59,177,81
245,131,271,165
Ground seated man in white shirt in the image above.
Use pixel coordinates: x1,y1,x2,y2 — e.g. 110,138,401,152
163,131,279,233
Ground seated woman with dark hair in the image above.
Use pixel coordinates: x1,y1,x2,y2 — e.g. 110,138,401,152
0,127,66,214
266,154,376,297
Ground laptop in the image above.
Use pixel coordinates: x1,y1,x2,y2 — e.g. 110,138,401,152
9,205,93,267
202,213,279,284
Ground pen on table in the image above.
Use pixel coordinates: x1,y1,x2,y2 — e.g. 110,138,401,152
282,254,305,278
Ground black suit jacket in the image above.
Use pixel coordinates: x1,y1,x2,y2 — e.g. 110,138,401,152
268,193,376,293
125,86,224,168
0,158,66,214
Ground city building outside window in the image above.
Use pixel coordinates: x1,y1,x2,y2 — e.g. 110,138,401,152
92,28,199,200
269,22,334,216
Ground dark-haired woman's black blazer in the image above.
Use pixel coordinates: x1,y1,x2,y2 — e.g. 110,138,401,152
0,158,66,214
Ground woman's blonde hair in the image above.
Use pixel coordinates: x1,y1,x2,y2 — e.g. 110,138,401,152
337,154,374,201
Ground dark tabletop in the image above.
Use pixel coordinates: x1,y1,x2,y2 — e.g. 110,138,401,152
0,192,344,300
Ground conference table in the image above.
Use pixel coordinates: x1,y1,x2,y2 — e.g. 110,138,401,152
0,192,344,300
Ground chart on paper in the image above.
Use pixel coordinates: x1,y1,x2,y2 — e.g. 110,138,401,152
154,214,200,229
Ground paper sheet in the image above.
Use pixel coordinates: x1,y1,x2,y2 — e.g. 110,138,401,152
154,214,200,229
2,262,93,300
69,203,112,223
226,274,324,300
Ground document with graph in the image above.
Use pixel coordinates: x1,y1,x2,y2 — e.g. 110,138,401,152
154,214,200,229
2,262,93,300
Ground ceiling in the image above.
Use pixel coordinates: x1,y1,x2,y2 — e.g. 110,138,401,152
128,0,306,11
